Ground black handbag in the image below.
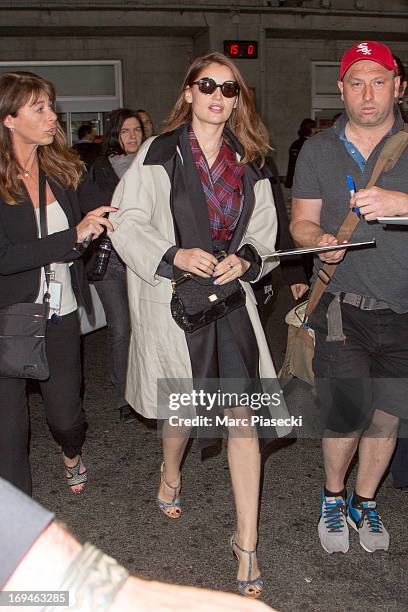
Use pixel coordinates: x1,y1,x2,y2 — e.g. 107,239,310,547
170,253,246,333
0,172,51,379
168,155,246,333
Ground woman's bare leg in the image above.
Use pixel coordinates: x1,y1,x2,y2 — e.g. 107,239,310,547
226,407,261,591
157,421,192,515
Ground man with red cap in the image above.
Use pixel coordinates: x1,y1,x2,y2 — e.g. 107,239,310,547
291,41,408,554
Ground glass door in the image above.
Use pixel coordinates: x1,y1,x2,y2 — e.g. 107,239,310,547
70,112,102,145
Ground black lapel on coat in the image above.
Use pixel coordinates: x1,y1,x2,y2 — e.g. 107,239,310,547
177,126,212,251
146,124,212,251
143,128,181,166
163,153,211,250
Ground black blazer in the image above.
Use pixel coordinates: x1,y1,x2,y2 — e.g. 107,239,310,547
78,156,119,213
0,179,91,312
72,141,102,170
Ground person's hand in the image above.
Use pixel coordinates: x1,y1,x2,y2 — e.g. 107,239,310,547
317,233,347,264
76,206,117,243
350,186,408,221
290,283,309,300
174,248,218,278
213,254,250,285
4,519,275,612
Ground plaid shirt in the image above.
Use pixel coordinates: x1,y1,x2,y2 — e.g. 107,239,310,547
188,126,245,240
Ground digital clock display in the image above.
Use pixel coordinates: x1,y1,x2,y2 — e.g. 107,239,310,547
223,40,258,59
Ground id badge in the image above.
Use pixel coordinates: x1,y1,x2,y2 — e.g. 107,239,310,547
44,280,62,312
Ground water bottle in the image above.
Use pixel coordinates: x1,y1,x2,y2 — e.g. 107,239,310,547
89,236,112,281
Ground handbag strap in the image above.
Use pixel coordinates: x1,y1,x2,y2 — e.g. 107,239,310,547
38,170,52,303
305,124,408,319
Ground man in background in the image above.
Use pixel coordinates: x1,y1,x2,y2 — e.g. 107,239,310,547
73,123,101,169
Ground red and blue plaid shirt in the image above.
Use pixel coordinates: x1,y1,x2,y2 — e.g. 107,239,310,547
188,126,245,241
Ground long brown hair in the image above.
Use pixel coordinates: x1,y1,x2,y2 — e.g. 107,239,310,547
162,51,270,165
0,71,84,204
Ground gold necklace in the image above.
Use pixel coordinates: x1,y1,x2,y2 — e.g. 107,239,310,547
21,150,38,178
202,140,222,158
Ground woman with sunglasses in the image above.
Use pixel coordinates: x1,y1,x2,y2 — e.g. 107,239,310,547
110,52,291,598
0,71,114,496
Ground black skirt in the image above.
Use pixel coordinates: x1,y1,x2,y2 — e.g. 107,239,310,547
184,241,276,449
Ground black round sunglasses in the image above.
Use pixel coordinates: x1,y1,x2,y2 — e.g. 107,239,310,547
192,77,240,98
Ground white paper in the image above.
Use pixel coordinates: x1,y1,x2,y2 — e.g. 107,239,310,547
261,239,376,259
377,217,408,225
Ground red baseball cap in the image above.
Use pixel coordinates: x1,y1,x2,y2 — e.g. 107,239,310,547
340,41,397,80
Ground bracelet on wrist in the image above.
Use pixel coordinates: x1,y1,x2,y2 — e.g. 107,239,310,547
41,542,129,612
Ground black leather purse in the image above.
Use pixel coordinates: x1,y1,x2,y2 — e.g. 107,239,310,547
170,252,246,333
0,172,50,379
168,153,246,333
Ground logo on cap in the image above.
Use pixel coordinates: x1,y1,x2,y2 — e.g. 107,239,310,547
356,42,372,56
340,40,397,80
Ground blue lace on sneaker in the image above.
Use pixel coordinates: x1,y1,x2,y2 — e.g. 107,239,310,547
360,505,383,533
349,498,383,533
321,496,347,533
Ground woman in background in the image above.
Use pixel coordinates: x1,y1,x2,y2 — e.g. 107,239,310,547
79,109,144,422
284,118,316,189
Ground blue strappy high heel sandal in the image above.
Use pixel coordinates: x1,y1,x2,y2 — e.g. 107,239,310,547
156,462,182,519
230,534,264,598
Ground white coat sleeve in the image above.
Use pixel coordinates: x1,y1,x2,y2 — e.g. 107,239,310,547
109,143,175,286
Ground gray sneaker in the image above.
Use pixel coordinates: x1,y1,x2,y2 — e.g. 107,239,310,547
318,494,349,553
347,494,389,552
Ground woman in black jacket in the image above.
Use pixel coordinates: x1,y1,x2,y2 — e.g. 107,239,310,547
0,71,114,495
79,109,143,422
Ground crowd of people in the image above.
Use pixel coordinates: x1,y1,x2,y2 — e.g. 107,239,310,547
0,39,407,609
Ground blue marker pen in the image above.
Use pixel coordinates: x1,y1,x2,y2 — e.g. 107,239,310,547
346,175,361,218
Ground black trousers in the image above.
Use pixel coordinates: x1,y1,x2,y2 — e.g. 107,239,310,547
310,293,408,433
93,268,130,409
0,311,86,495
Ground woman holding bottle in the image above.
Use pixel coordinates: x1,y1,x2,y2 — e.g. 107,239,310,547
0,71,113,495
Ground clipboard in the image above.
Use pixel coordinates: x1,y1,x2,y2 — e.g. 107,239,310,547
260,239,376,259
377,217,408,225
